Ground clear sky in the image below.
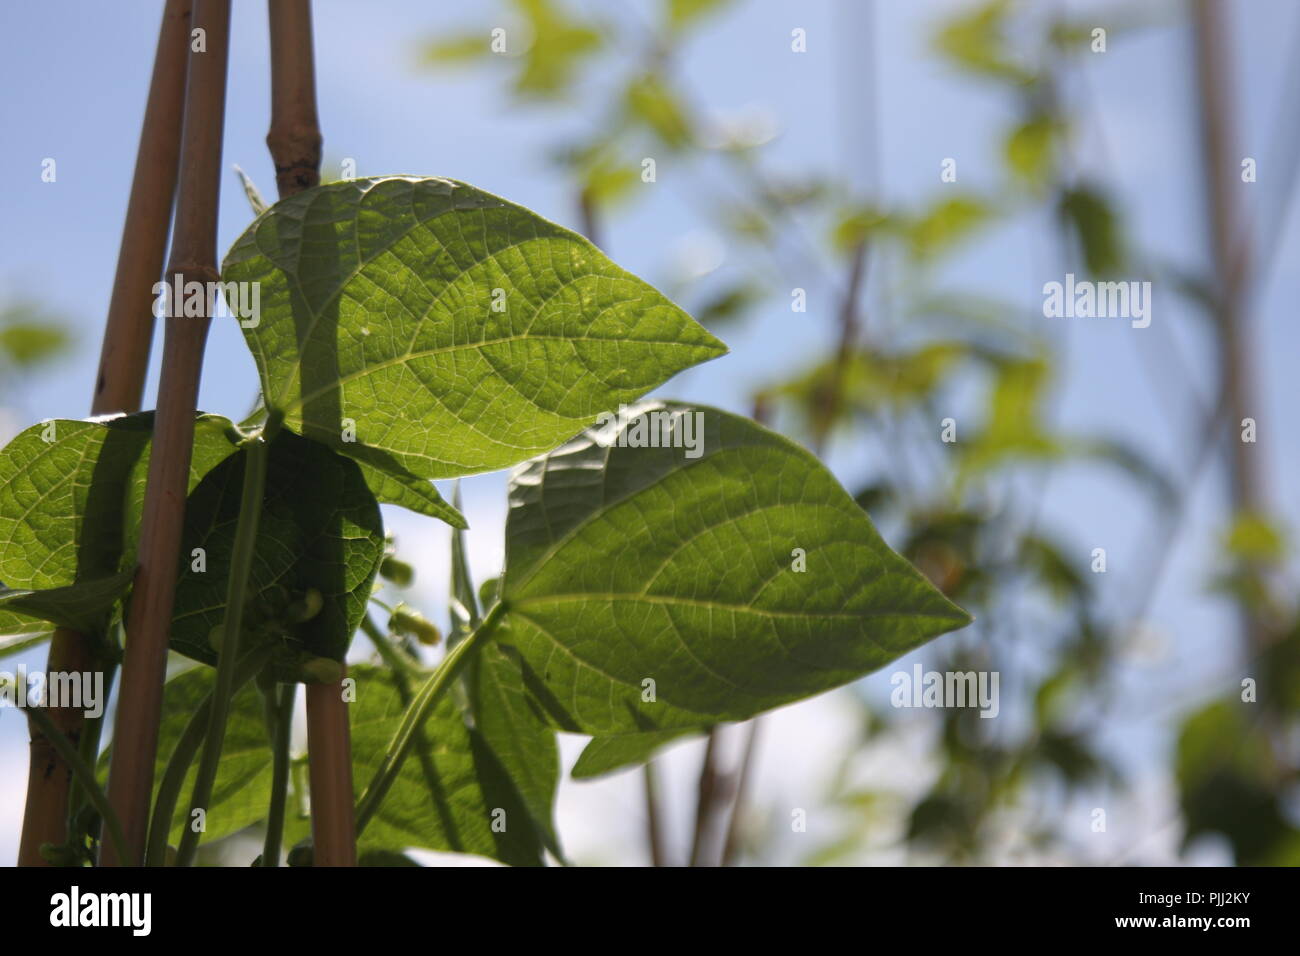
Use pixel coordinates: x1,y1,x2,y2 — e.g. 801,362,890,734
1,0,1296,865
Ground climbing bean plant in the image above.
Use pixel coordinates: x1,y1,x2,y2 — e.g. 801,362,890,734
0,176,969,865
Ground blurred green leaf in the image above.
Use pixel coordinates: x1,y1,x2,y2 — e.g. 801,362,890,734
625,72,694,149
668,0,731,30
908,195,993,259
1004,116,1059,184
1059,185,1125,275
933,0,1036,84
0,303,70,368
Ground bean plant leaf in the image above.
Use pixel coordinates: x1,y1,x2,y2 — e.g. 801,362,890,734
98,665,273,848
450,498,562,855
0,413,239,634
468,642,562,856
572,726,701,779
221,176,726,490
303,664,546,866
0,571,134,634
169,430,384,675
496,402,972,735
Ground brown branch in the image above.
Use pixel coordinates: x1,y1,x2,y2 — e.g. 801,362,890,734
689,728,733,866
265,0,355,867
102,0,232,866
267,0,322,197
17,0,192,868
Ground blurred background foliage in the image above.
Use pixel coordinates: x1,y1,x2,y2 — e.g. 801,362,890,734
414,0,1298,866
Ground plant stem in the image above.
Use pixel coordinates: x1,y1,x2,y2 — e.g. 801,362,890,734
260,680,297,867
24,706,128,868
19,0,191,868
174,433,270,867
145,649,270,867
102,0,232,866
721,718,761,866
643,759,667,867
354,602,505,836
689,728,723,866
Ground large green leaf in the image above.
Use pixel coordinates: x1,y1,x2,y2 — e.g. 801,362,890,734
0,413,239,634
331,664,546,866
169,430,385,674
221,176,726,486
98,665,273,848
496,402,972,734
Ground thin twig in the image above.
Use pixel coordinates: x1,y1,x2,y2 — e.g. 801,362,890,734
642,759,668,867
18,0,192,868
102,0,232,866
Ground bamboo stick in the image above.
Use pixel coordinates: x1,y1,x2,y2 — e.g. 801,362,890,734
266,0,355,867
101,0,232,866
17,0,192,868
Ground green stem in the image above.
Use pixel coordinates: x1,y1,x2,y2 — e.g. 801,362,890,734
145,649,270,867
66,655,117,846
259,680,296,867
25,705,128,867
175,432,271,867
354,602,505,836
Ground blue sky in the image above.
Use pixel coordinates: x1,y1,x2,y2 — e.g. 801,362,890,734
1,0,1297,865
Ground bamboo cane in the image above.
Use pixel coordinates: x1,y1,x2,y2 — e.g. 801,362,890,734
265,0,356,867
101,0,232,866
17,0,192,868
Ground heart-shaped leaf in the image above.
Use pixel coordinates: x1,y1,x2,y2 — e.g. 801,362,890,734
221,176,726,485
169,430,384,673
496,402,972,735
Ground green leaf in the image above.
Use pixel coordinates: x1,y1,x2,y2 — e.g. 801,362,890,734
353,459,465,528
337,664,546,865
624,73,694,150
1004,116,1058,184
497,402,971,734
572,726,701,779
510,0,602,98
467,642,562,855
451,497,561,855
221,176,726,485
169,429,384,673
668,0,732,30
933,0,1036,84
0,322,69,367
0,413,239,630
0,622,52,659
0,571,134,634
99,665,273,847
1058,185,1125,275
907,195,992,260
